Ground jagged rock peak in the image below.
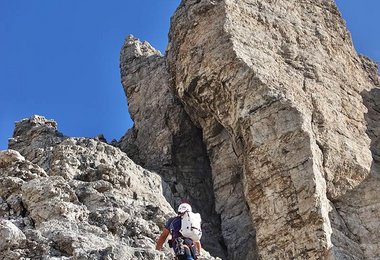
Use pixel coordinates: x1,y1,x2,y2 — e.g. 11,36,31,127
19,114,57,128
122,35,162,62
11,115,60,139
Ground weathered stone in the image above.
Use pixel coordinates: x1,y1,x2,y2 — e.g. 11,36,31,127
8,115,64,167
22,176,89,225
1,0,379,259
1,115,219,259
116,35,226,257
166,0,380,259
0,219,26,251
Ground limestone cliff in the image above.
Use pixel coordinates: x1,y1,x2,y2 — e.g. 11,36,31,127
1,0,379,259
117,35,257,259
166,0,380,259
118,0,380,259
115,35,229,258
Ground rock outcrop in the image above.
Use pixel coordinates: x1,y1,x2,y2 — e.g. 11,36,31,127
0,115,218,259
116,0,380,259
117,34,265,259
1,0,379,259
166,0,380,259
115,35,227,257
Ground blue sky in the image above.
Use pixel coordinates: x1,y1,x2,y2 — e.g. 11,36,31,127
0,1,379,150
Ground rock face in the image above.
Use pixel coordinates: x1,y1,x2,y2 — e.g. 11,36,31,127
0,116,218,259
115,1,380,259
165,0,380,259
1,1,379,259
118,33,258,258
116,35,226,257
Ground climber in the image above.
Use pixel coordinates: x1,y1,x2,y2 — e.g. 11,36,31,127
155,203,202,260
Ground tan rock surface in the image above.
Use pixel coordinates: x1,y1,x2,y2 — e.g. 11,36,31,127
166,0,380,259
1,116,219,259
0,219,26,251
1,1,379,259
116,35,226,257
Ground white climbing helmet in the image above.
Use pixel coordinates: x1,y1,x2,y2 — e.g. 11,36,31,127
177,203,192,213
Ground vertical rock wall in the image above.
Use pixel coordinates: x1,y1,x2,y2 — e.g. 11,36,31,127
201,120,258,260
331,57,380,259
167,0,380,259
116,36,226,257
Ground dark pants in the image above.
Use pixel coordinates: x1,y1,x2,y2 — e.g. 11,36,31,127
174,238,197,260
177,249,194,260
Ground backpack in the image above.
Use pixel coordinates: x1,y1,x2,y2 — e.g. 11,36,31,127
180,211,202,241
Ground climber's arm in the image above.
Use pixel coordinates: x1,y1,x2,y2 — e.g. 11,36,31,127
156,228,170,250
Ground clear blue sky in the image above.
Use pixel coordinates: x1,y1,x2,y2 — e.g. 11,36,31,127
0,1,379,150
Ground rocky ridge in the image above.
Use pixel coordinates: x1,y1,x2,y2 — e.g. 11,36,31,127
0,115,217,259
1,0,379,259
